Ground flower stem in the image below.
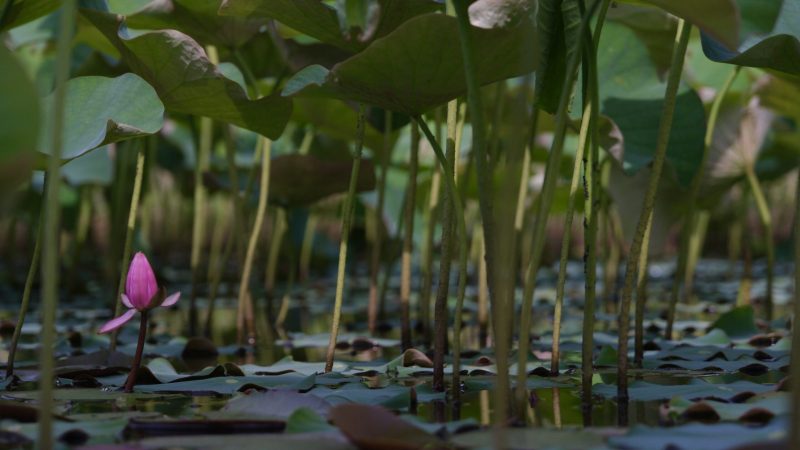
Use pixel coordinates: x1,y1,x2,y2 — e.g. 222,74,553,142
110,142,147,351
325,104,365,372
400,122,419,350
39,1,76,447
123,311,149,393
617,20,692,425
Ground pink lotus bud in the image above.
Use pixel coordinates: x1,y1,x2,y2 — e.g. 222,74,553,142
125,252,158,310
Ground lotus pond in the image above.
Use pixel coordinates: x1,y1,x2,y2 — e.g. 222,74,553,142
1,0,800,449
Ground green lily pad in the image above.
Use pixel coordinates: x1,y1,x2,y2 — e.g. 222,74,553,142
222,390,331,420
39,73,164,161
610,417,788,450
669,391,789,423
593,379,775,401
82,8,292,139
701,0,800,75
282,12,536,115
709,305,759,338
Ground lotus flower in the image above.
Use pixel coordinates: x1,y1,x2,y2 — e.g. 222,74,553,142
98,252,180,334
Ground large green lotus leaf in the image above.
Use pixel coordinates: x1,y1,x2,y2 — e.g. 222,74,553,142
282,13,536,115
39,73,164,160
610,417,789,450
81,8,292,139
0,45,38,193
132,374,314,394
701,0,800,74
620,0,739,50
594,379,775,401
0,0,59,31
292,98,387,152
597,23,706,186
218,0,440,52
126,0,266,47
268,154,376,206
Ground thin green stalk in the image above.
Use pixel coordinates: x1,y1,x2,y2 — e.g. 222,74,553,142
368,111,393,334
110,143,146,351
236,137,271,345
745,164,775,322
39,1,76,447
553,101,592,375
431,100,458,393
453,1,496,306
581,0,607,421
515,0,601,416
665,65,740,339
325,104,365,373
190,119,213,336
205,125,244,337
400,122,419,350
265,208,287,296
299,214,318,282
633,213,653,368
6,218,41,378
416,117,468,402
617,20,692,424
66,186,92,293
419,157,441,347
789,168,800,449
684,211,710,302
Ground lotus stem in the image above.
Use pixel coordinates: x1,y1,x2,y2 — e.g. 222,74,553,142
633,214,653,368
39,1,76,446
368,111,393,334
400,122,420,350
789,168,800,449
665,65,740,339
745,164,775,322
515,0,600,418
419,111,442,347
325,104,365,372
6,214,42,378
110,142,146,351
415,116,467,402
236,136,271,345
123,311,149,393
617,20,692,425
553,100,593,375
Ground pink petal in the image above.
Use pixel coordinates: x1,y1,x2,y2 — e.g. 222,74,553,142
98,309,137,334
160,292,181,307
121,293,133,309
126,252,158,310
